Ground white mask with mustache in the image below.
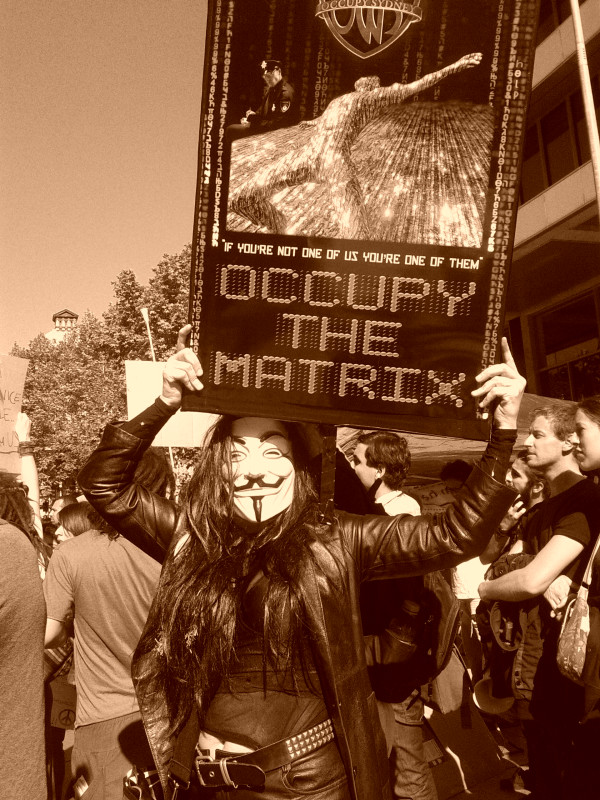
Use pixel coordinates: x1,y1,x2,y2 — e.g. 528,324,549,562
228,417,296,523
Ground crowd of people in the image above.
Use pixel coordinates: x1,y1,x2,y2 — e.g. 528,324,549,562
2,328,600,800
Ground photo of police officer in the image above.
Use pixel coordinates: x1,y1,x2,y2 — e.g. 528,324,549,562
227,58,296,140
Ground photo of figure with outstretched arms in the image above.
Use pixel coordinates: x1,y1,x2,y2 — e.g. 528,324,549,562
227,52,492,245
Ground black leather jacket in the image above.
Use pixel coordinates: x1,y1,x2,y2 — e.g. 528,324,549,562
79,412,516,800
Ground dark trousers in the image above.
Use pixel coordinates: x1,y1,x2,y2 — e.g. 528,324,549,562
199,739,351,800
523,642,588,800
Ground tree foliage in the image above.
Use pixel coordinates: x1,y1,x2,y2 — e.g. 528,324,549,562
12,245,192,494
144,244,191,359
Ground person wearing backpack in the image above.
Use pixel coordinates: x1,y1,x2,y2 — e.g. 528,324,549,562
351,431,446,800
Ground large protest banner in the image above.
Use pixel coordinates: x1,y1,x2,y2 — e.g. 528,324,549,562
0,355,28,476
186,0,539,438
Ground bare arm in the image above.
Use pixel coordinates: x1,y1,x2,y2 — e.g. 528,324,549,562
479,534,584,602
380,52,482,103
15,412,43,539
45,618,68,649
78,326,203,562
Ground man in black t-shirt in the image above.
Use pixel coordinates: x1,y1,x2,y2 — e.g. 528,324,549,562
479,405,600,800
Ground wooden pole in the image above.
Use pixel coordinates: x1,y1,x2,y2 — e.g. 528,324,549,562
569,0,600,210
140,307,176,473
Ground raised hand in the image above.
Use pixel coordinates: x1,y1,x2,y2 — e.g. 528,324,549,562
14,411,32,442
160,324,204,409
471,338,526,429
460,52,483,69
498,496,527,532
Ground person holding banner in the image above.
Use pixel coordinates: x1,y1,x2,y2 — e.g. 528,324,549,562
79,327,524,800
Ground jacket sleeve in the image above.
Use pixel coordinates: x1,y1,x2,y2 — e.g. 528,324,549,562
78,408,178,564
344,462,518,580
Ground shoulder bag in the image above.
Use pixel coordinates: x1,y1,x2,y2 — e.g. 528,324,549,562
556,534,600,685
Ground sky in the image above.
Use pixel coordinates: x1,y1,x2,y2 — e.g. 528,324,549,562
0,0,208,354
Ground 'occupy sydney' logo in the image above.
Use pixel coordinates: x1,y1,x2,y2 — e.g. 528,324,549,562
316,1,422,59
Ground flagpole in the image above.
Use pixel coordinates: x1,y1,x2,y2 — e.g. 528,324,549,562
569,0,600,210
140,307,176,473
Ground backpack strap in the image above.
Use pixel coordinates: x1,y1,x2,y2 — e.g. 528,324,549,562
580,533,600,592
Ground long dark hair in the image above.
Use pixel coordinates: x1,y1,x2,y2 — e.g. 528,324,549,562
135,415,341,735
578,396,600,428
0,475,49,569
58,501,118,539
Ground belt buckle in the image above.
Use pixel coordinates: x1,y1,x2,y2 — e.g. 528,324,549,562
195,754,266,790
218,758,239,789
195,754,239,789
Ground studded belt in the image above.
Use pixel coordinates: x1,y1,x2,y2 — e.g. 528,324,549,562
195,718,335,789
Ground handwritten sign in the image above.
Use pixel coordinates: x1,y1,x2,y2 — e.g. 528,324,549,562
186,0,539,439
0,355,28,475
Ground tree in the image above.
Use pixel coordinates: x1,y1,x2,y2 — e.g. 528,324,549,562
12,314,125,495
142,244,191,359
12,245,193,494
102,270,150,361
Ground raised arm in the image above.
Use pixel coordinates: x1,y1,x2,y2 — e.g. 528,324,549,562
353,339,524,577
378,52,482,104
15,412,43,539
78,325,204,563
479,534,585,602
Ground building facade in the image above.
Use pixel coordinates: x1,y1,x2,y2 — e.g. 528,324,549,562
45,309,79,344
506,0,600,400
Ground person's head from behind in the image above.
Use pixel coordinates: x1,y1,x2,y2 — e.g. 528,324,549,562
56,501,116,544
184,415,316,530
0,475,48,565
573,397,600,473
352,431,411,493
0,474,36,537
524,406,576,473
50,493,78,525
440,459,473,492
506,450,548,508
135,447,175,499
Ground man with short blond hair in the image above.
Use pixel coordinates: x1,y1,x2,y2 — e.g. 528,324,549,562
479,405,600,800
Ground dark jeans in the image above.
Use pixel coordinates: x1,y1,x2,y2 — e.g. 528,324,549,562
522,641,588,800
389,694,437,800
71,711,151,800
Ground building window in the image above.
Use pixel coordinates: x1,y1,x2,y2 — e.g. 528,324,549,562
541,101,576,183
519,71,600,203
521,125,546,202
571,74,600,165
535,293,600,400
537,0,557,44
536,0,585,45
